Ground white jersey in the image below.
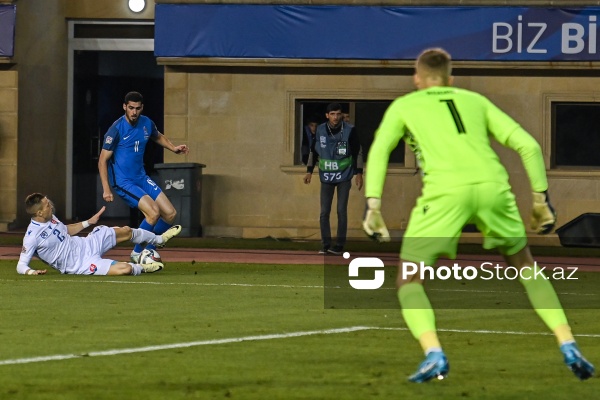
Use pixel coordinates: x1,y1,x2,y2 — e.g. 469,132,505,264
17,215,116,275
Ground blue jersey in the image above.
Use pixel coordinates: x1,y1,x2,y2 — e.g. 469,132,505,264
102,115,159,184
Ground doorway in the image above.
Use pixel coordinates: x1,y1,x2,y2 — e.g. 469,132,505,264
68,21,161,221
72,51,164,220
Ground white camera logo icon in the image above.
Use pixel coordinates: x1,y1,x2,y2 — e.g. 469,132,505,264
348,257,385,290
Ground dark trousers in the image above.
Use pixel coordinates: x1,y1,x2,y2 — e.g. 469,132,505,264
320,179,351,248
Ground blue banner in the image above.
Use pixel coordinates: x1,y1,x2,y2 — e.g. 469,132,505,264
155,5,600,61
0,4,15,57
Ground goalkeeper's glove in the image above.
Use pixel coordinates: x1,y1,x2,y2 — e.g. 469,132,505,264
531,191,556,235
362,198,390,242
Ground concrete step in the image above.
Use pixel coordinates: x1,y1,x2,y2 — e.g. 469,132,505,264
0,220,15,233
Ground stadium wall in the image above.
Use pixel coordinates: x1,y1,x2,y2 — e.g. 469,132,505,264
11,0,68,229
160,65,600,241
0,1,16,230
4,0,600,244
0,67,17,231
6,0,153,230
156,1,600,240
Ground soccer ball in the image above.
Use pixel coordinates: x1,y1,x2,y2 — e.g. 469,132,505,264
140,249,162,264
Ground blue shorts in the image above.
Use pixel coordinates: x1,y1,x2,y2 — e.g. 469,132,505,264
112,176,162,208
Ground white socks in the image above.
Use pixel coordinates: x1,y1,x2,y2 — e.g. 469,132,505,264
130,228,162,245
130,263,142,275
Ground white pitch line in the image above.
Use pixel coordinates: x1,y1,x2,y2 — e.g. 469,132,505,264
2,325,599,367
0,279,329,289
0,326,371,366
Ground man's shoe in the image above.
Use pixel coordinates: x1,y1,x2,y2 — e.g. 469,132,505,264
327,245,344,255
560,342,595,380
130,250,141,264
140,261,164,273
408,351,449,383
157,225,182,248
318,246,330,255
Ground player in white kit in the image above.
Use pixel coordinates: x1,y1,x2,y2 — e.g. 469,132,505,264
17,193,181,276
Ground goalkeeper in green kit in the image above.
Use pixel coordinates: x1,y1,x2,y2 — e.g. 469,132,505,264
363,48,594,383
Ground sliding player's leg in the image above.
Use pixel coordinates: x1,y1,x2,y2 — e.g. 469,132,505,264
84,226,164,274
113,225,181,248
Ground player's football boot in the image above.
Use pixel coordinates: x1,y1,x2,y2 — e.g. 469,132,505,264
130,250,141,263
560,342,595,380
158,225,182,248
408,351,449,383
140,260,164,273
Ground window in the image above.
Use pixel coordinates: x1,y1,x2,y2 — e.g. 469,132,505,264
295,99,405,166
552,102,600,168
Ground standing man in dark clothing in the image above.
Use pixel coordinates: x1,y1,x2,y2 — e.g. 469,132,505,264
301,114,320,165
303,103,363,255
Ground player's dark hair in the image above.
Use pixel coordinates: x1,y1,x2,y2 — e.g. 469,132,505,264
124,91,144,104
326,103,342,113
25,193,46,215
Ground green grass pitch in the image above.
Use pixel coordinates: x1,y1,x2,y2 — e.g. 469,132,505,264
0,259,598,399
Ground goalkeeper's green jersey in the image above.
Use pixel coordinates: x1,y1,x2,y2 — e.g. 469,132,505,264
366,86,548,198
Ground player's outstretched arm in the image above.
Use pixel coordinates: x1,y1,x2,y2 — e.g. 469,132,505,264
17,237,47,275
67,206,106,236
173,144,189,154
16,260,47,275
87,206,106,225
496,119,555,234
24,268,47,275
154,133,189,154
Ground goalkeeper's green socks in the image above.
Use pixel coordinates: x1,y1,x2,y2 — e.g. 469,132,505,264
398,267,574,353
519,265,574,344
398,283,442,354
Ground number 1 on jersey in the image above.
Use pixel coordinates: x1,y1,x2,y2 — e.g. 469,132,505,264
440,99,466,134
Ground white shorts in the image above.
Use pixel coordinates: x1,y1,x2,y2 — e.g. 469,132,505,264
67,226,117,275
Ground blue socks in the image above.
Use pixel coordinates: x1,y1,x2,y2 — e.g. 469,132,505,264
133,218,173,252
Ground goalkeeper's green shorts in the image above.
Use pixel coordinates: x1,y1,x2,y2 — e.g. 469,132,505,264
400,182,527,265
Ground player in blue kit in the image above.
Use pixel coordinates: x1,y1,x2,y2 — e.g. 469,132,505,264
98,91,189,262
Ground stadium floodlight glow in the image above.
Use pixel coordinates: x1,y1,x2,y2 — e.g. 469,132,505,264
128,0,145,13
